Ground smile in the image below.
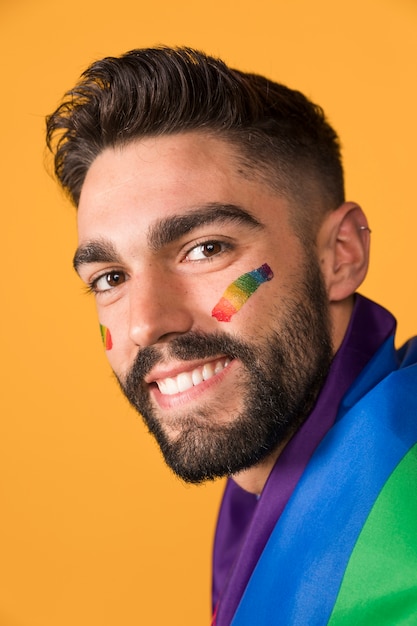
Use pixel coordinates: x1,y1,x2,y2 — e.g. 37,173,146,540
155,357,232,395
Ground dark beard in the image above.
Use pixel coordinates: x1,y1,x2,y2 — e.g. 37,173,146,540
118,257,333,484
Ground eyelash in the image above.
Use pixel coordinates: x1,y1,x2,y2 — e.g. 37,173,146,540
183,238,233,262
86,269,127,296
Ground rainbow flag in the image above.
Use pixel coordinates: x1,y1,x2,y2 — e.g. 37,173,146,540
231,338,417,624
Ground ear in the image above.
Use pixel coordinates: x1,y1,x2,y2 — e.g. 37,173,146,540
317,202,370,302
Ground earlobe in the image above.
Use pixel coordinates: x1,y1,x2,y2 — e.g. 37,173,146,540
317,202,370,302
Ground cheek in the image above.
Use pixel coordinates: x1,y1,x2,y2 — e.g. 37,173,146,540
211,263,274,322
99,324,113,350
98,321,125,373
97,300,130,362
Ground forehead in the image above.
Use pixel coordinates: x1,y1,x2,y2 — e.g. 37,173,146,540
77,133,291,244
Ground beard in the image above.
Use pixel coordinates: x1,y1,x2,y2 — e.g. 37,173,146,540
117,256,333,484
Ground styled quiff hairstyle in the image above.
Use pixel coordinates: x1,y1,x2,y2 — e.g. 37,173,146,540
46,46,344,239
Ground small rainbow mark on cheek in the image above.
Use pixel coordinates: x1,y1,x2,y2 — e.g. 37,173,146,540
99,324,113,350
211,263,274,322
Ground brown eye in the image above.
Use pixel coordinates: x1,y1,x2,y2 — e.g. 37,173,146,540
93,271,126,293
202,242,222,257
105,272,124,287
185,241,226,262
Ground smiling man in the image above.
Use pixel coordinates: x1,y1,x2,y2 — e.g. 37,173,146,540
46,47,417,625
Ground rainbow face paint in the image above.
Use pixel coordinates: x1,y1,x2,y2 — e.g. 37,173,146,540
99,324,113,350
212,263,274,322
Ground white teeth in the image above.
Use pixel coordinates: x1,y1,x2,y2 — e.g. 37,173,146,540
155,358,230,395
157,377,178,395
177,372,194,393
192,369,204,386
215,360,225,374
202,362,215,381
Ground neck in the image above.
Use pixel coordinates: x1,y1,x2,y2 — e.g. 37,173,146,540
232,445,285,495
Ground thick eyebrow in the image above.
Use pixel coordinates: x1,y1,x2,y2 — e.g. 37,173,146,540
147,203,264,251
73,240,121,274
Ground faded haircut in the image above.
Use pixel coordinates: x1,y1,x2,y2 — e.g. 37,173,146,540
46,46,345,241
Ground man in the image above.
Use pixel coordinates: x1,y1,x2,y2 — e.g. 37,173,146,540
46,47,417,624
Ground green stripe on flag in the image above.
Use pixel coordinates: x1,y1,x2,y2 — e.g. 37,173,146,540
328,443,417,625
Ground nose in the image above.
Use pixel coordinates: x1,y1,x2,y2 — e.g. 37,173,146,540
128,272,194,347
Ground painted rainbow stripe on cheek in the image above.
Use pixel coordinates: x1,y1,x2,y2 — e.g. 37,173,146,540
212,263,274,322
99,324,113,350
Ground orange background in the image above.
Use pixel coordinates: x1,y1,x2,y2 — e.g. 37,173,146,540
1,0,416,624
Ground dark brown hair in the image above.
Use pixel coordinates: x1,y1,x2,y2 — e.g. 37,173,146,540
46,46,344,235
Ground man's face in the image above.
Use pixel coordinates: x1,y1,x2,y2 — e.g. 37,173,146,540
76,133,333,483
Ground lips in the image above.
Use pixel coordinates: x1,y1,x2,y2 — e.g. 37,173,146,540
155,357,231,395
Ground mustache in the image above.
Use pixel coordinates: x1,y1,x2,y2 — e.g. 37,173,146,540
123,330,256,384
